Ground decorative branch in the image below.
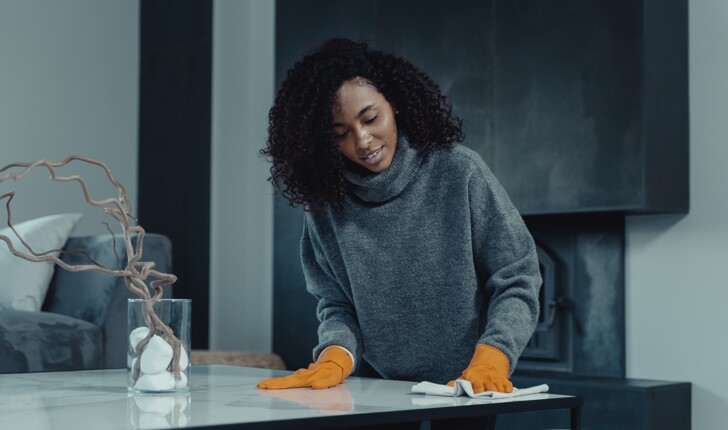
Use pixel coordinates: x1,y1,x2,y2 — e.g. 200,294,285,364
0,156,180,386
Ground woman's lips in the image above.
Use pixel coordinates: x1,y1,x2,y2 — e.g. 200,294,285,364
361,146,383,165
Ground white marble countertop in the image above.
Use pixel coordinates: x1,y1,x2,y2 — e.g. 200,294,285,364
0,365,577,429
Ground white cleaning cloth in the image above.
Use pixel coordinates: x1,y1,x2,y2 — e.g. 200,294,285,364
411,380,549,399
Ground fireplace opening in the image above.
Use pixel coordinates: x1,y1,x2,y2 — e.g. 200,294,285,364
519,242,575,373
516,215,625,379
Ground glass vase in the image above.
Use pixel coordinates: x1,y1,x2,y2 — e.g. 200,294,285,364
128,299,191,393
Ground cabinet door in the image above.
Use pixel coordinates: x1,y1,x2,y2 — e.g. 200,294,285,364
277,0,686,219
491,0,644,215
489,0,687,215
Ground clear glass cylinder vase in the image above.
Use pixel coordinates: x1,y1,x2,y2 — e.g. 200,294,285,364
128,299,191,393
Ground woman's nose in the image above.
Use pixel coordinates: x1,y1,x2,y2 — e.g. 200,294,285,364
355,128,372,148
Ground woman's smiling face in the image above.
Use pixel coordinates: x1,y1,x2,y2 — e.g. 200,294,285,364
332,78,398,173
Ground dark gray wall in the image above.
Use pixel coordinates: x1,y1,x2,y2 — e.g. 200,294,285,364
273,0,688,369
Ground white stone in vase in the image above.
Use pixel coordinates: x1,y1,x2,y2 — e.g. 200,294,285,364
174,371,188,389
178,345,189,370
134,371,175,391
129,327,150,351
140,335,173,374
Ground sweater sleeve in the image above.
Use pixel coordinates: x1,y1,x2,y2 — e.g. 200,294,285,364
468,158,542,374
301,214,363,367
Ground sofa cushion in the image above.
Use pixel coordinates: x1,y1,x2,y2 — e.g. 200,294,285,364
42,233,173,370
44,235,131,328
0,310,101,373
0,213,83,312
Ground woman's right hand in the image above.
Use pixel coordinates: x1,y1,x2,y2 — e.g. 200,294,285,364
256,346,353,390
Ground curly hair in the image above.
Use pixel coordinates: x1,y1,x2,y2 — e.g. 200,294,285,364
261,38,464,211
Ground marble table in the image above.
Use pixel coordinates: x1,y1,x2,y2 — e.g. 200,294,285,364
0,365,582,429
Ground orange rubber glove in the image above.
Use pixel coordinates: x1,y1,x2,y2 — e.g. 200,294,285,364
257,346,353,390
448,344,513,393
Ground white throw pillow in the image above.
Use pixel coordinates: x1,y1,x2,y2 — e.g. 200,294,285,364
0,213,82,312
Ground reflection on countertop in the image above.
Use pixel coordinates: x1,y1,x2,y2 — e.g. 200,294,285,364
128,392,190,429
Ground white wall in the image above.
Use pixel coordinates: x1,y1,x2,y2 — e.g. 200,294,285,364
626,0,728,428
1,0,276,353
209,0,275,352
0,0,275,352
0,0,139,236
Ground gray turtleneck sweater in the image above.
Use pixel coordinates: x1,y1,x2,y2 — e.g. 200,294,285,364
303,137,541,384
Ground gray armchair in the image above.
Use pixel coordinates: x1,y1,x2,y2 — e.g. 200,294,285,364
0,233,172,373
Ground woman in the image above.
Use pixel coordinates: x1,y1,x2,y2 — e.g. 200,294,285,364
258,38,541,400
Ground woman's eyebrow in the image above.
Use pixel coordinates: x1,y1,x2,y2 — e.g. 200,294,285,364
332,103,377,127
355,103,376,118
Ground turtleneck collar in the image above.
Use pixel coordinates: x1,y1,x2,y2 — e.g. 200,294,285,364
342,134,422,203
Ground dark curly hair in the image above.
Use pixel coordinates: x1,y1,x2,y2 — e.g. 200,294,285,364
261,38,464,211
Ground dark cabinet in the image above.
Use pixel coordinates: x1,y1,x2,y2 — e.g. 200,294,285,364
490,0,688,215
277,0,688,216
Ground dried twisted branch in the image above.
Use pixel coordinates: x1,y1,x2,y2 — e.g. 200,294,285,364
0,156,181,384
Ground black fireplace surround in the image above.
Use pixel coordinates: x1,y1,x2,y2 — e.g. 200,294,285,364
499,215,690,430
